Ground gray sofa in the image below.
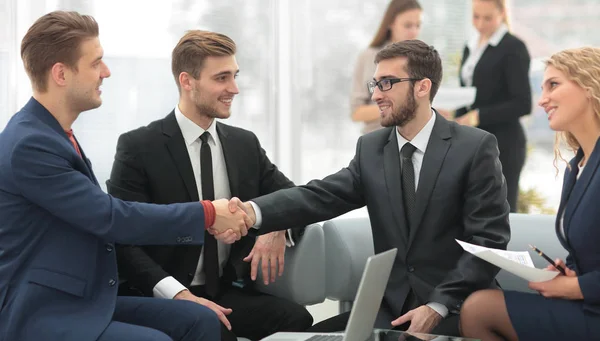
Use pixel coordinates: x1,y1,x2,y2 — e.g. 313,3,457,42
254,223,327,305
321,213,567,312
256,224,326,305
238,223,327,341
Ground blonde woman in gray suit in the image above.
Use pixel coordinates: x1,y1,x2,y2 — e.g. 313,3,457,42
351,0,422,134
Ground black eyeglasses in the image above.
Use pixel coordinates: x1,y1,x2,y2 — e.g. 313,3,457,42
367,78,422,94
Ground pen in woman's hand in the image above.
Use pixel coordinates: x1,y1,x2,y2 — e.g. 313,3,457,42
529,244,567,276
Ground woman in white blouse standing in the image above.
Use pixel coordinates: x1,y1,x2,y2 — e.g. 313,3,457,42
442,0,531,212
350,0,422,134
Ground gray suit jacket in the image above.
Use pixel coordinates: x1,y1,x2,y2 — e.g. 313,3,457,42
254,112,510,316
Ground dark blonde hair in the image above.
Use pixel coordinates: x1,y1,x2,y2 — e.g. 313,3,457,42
171,30,236,92
370,0,422,48
375,40,442,101
547,47,600,168
474,0,510,28
20,11,99,92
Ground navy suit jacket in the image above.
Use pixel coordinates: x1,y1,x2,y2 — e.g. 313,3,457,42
557,141,600,315
0,98,206,341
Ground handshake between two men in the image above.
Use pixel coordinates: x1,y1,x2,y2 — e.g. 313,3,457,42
206,197,284,288
207,197,257,244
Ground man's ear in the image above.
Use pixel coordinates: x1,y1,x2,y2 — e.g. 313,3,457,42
179,72,194,92
49,63,68,87
415,78,432,99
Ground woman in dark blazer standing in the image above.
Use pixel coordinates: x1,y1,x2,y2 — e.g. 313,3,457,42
442,0,531,212
459,47,600,341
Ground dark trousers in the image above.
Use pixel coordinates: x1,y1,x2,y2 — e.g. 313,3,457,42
190,285,313,341
488,123,527,213
307,292,459,337
498,140,526,213
97,296,220,341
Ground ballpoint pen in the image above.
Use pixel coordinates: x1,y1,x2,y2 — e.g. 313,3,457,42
529,244,567,276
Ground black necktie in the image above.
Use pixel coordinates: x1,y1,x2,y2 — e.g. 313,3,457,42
200,132,220,298
401,143,417,232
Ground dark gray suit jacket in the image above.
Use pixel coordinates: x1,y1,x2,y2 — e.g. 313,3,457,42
254,112,510,317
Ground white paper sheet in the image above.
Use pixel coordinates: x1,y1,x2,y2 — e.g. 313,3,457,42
432,87,476,111
456,240,559,282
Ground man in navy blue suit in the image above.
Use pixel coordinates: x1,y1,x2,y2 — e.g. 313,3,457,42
0,11,250,341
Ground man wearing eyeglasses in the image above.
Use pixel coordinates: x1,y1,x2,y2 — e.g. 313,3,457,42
232,39,510,337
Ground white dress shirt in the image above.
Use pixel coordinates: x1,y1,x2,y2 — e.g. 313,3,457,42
394,111,436,190
153,105,232,299
461,24,509,87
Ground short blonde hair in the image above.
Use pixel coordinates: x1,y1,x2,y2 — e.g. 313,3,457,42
547,47,600,168
171,30,236,92
21,11,99,92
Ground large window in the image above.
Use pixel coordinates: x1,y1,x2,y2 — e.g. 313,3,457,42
290,0,471,184
2,0,599,210
2,0,278,190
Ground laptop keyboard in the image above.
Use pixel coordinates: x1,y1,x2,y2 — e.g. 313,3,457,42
306,335,344,341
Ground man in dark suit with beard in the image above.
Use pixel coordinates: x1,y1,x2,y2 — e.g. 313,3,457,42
234,40,511,337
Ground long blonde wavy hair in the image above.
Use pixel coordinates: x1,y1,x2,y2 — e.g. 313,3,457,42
546,47,600,170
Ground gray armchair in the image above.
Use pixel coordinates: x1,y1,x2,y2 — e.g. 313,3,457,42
255,223,327,306
238,223,326,341
322,217,373,312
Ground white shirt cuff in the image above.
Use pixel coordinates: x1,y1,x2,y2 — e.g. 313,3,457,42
427,302,448,318
286,229,295,247
153,276,188,299
249,201,263,227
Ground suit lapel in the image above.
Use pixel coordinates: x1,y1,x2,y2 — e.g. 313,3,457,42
407,114,451,249
217,123,240,197
163,112,199,202
563,141,600,240
383,128,409,244
555,154,579,249
24,98,99,186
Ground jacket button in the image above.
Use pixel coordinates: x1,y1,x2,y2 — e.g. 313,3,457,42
109,279,116,287
407,266,415,273
106,244,113,252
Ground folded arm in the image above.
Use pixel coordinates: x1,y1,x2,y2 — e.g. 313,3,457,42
476,41,532,126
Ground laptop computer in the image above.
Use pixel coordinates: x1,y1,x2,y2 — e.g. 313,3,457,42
262,248,398,341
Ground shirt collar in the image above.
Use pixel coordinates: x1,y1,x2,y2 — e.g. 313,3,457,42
174,104,218,146
395,110,436,154
467,23,508,51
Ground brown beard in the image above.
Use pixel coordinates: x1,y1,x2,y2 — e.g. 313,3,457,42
381,85,418,127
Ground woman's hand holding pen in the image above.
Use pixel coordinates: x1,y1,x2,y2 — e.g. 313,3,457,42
528,258,583,300
544,258,576,277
